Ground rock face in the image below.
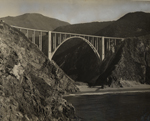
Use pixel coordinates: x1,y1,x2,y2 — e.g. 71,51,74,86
95,36,150,87
0,22,79,121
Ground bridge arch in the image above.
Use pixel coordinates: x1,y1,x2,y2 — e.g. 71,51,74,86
51,36,101,60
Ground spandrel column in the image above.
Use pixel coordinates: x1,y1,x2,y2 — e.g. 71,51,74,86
102,37,105,60
48,31,52,60
32,31,35,44
39,31,42,51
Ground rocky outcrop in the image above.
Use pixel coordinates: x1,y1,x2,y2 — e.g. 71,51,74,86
95,36,150,87
0,22,79,121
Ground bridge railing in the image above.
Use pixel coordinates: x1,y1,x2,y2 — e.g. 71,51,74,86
50,31,123,49
11,25,49,52
50,31,124,59
11,25,124,60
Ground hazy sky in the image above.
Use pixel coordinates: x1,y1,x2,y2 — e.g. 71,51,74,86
0,0,150,24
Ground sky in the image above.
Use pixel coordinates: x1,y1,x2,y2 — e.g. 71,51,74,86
0,0,150,24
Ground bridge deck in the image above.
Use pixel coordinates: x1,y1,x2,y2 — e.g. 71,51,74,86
11,25,124,61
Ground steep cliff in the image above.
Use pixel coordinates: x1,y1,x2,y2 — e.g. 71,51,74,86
0,22,79,121
95,36,150,87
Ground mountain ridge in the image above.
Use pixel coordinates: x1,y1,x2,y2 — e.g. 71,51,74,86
95,11,150,37
54,21,114,35
1,13,70,31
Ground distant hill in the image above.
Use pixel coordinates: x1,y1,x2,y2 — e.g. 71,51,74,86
54,21,113,35
0,13,69,31
95,12,150,38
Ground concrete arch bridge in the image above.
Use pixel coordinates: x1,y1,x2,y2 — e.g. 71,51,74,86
12,25,124,61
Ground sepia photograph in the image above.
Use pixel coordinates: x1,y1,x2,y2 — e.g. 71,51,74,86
0,0,150,121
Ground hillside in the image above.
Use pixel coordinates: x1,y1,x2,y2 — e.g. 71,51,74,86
95,12,150,38
0,13,69,30
0,22,79,121
54,21,113,35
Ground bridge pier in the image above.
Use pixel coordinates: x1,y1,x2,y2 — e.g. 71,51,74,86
25,30,28,38
59,34,61,44
114,39,116,46
96,38,99,51
32,31,35,44
39,31,42,51
48,31,52,60
102,37,105,60
108,39,110,51
54,33,57,50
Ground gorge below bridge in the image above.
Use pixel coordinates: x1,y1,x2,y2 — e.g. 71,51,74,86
12,25,124,85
